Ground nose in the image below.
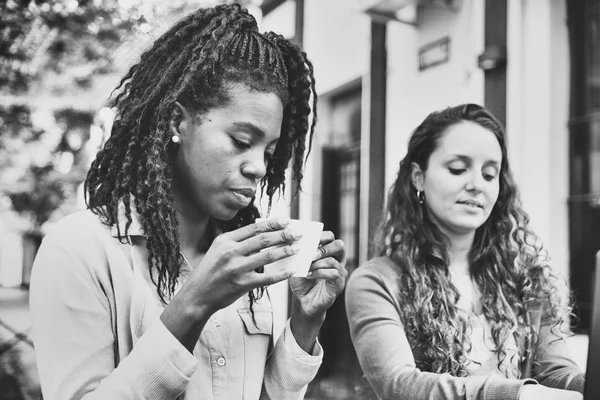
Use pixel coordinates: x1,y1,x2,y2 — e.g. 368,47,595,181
241,150,267,181
465,171,484,193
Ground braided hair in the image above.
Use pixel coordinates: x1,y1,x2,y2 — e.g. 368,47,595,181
84,4,317,303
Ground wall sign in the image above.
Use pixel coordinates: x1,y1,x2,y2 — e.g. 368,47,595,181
418,36,451,71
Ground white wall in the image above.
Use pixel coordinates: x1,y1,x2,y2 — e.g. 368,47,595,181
258,0,295,39
298,0,372,224
304,0,371,95
291,0,571,283
385,0,485,192
506,0,570,279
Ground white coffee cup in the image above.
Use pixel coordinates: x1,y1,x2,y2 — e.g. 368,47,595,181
256,218,324,277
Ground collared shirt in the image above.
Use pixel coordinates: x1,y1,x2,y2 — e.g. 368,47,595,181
30,209,322,400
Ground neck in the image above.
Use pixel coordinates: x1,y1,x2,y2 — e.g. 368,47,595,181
447,232,475,275
177,211,211,258
172,189,211,258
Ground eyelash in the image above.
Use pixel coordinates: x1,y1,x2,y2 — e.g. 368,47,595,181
231,137,250,150
449,168,497,181
483,173,497,181
232,136,275,163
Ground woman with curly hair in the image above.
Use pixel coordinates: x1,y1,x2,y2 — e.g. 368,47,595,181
29,4,347,400
346,104,583,400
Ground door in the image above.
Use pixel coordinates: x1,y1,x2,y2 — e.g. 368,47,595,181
304,85,367,400
568,0,600,332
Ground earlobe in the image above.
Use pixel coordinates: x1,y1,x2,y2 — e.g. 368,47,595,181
170,102,188,144
411,162,424,191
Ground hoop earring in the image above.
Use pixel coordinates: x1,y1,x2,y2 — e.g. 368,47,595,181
416,190,425,205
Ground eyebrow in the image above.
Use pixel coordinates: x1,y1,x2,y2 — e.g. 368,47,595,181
232,122,265,138
448,154,501,167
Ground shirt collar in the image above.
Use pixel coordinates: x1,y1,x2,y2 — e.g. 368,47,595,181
110,201,145,238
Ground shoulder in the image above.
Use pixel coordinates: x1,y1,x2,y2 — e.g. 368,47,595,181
42,209,112,249
37,209,118,268
347,256,404,297
349,256,402,285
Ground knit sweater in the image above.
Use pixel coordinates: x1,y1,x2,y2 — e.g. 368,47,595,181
345,256,585,400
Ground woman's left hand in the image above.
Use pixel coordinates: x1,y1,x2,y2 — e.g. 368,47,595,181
289,231,347,320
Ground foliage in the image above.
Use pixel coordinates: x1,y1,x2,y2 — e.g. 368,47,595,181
0,0,260,95
0,103,91,233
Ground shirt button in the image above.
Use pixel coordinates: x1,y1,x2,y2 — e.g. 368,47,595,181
214,319,221,327
216,356,226,367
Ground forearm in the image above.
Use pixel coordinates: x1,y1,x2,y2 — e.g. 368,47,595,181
289,298,326,353
262,319,323,400
160,288,213,353
531,323,585,393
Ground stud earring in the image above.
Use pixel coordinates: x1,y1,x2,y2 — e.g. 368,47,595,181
171,134,180,144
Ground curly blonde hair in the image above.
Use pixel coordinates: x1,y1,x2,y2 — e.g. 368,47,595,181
374,104,572,377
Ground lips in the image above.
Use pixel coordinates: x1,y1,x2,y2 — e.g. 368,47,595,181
230,188,256,206
231,188,256,198
457,199,483,208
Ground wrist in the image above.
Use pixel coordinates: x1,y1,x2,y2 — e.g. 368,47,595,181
160,289,213,352
290,301,326,354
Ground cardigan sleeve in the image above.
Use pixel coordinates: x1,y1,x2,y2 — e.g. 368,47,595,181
345,257,535,400
529,309,585,393
30,237,200,400
260,319,323,400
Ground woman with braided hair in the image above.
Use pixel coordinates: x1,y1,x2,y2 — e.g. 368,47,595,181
29,4,347,400
346,104,583,400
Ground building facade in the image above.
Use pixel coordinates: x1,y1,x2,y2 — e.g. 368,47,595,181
260,0,600,398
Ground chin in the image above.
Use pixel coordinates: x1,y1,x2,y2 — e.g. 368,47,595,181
210,204,246,222
452,219,487,233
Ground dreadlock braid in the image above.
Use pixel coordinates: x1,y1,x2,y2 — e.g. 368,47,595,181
85,3,317,303
263,32,317,199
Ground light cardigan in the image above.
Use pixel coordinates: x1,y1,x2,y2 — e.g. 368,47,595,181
30,210,322,400
345,256,585,400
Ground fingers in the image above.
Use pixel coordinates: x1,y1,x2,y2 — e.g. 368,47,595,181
318,231,335,246
242,242,300,272
248,258,298,287
313,238,346,262
237,226,303,255
228,217,291,242
308,250,348,281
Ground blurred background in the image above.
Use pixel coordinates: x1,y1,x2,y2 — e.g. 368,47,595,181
0,0,598,399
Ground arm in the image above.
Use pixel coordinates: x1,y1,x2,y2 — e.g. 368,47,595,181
30,239,199,400
260,317,323,400
530,311,585,393
261,231,346,399
345,259,532,400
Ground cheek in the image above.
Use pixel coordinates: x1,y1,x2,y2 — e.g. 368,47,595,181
487,181,501,203
425,173,463,202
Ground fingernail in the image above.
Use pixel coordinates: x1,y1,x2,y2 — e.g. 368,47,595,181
291,243,301,253
288,228,303,239
278,217,290,226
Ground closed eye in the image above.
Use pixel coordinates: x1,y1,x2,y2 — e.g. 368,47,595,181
449,168,466,175
231,136,251,150
483,173,497,181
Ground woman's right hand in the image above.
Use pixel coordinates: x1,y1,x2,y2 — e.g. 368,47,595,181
182,217,302,312
161,217,302,350
519,384,583,400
